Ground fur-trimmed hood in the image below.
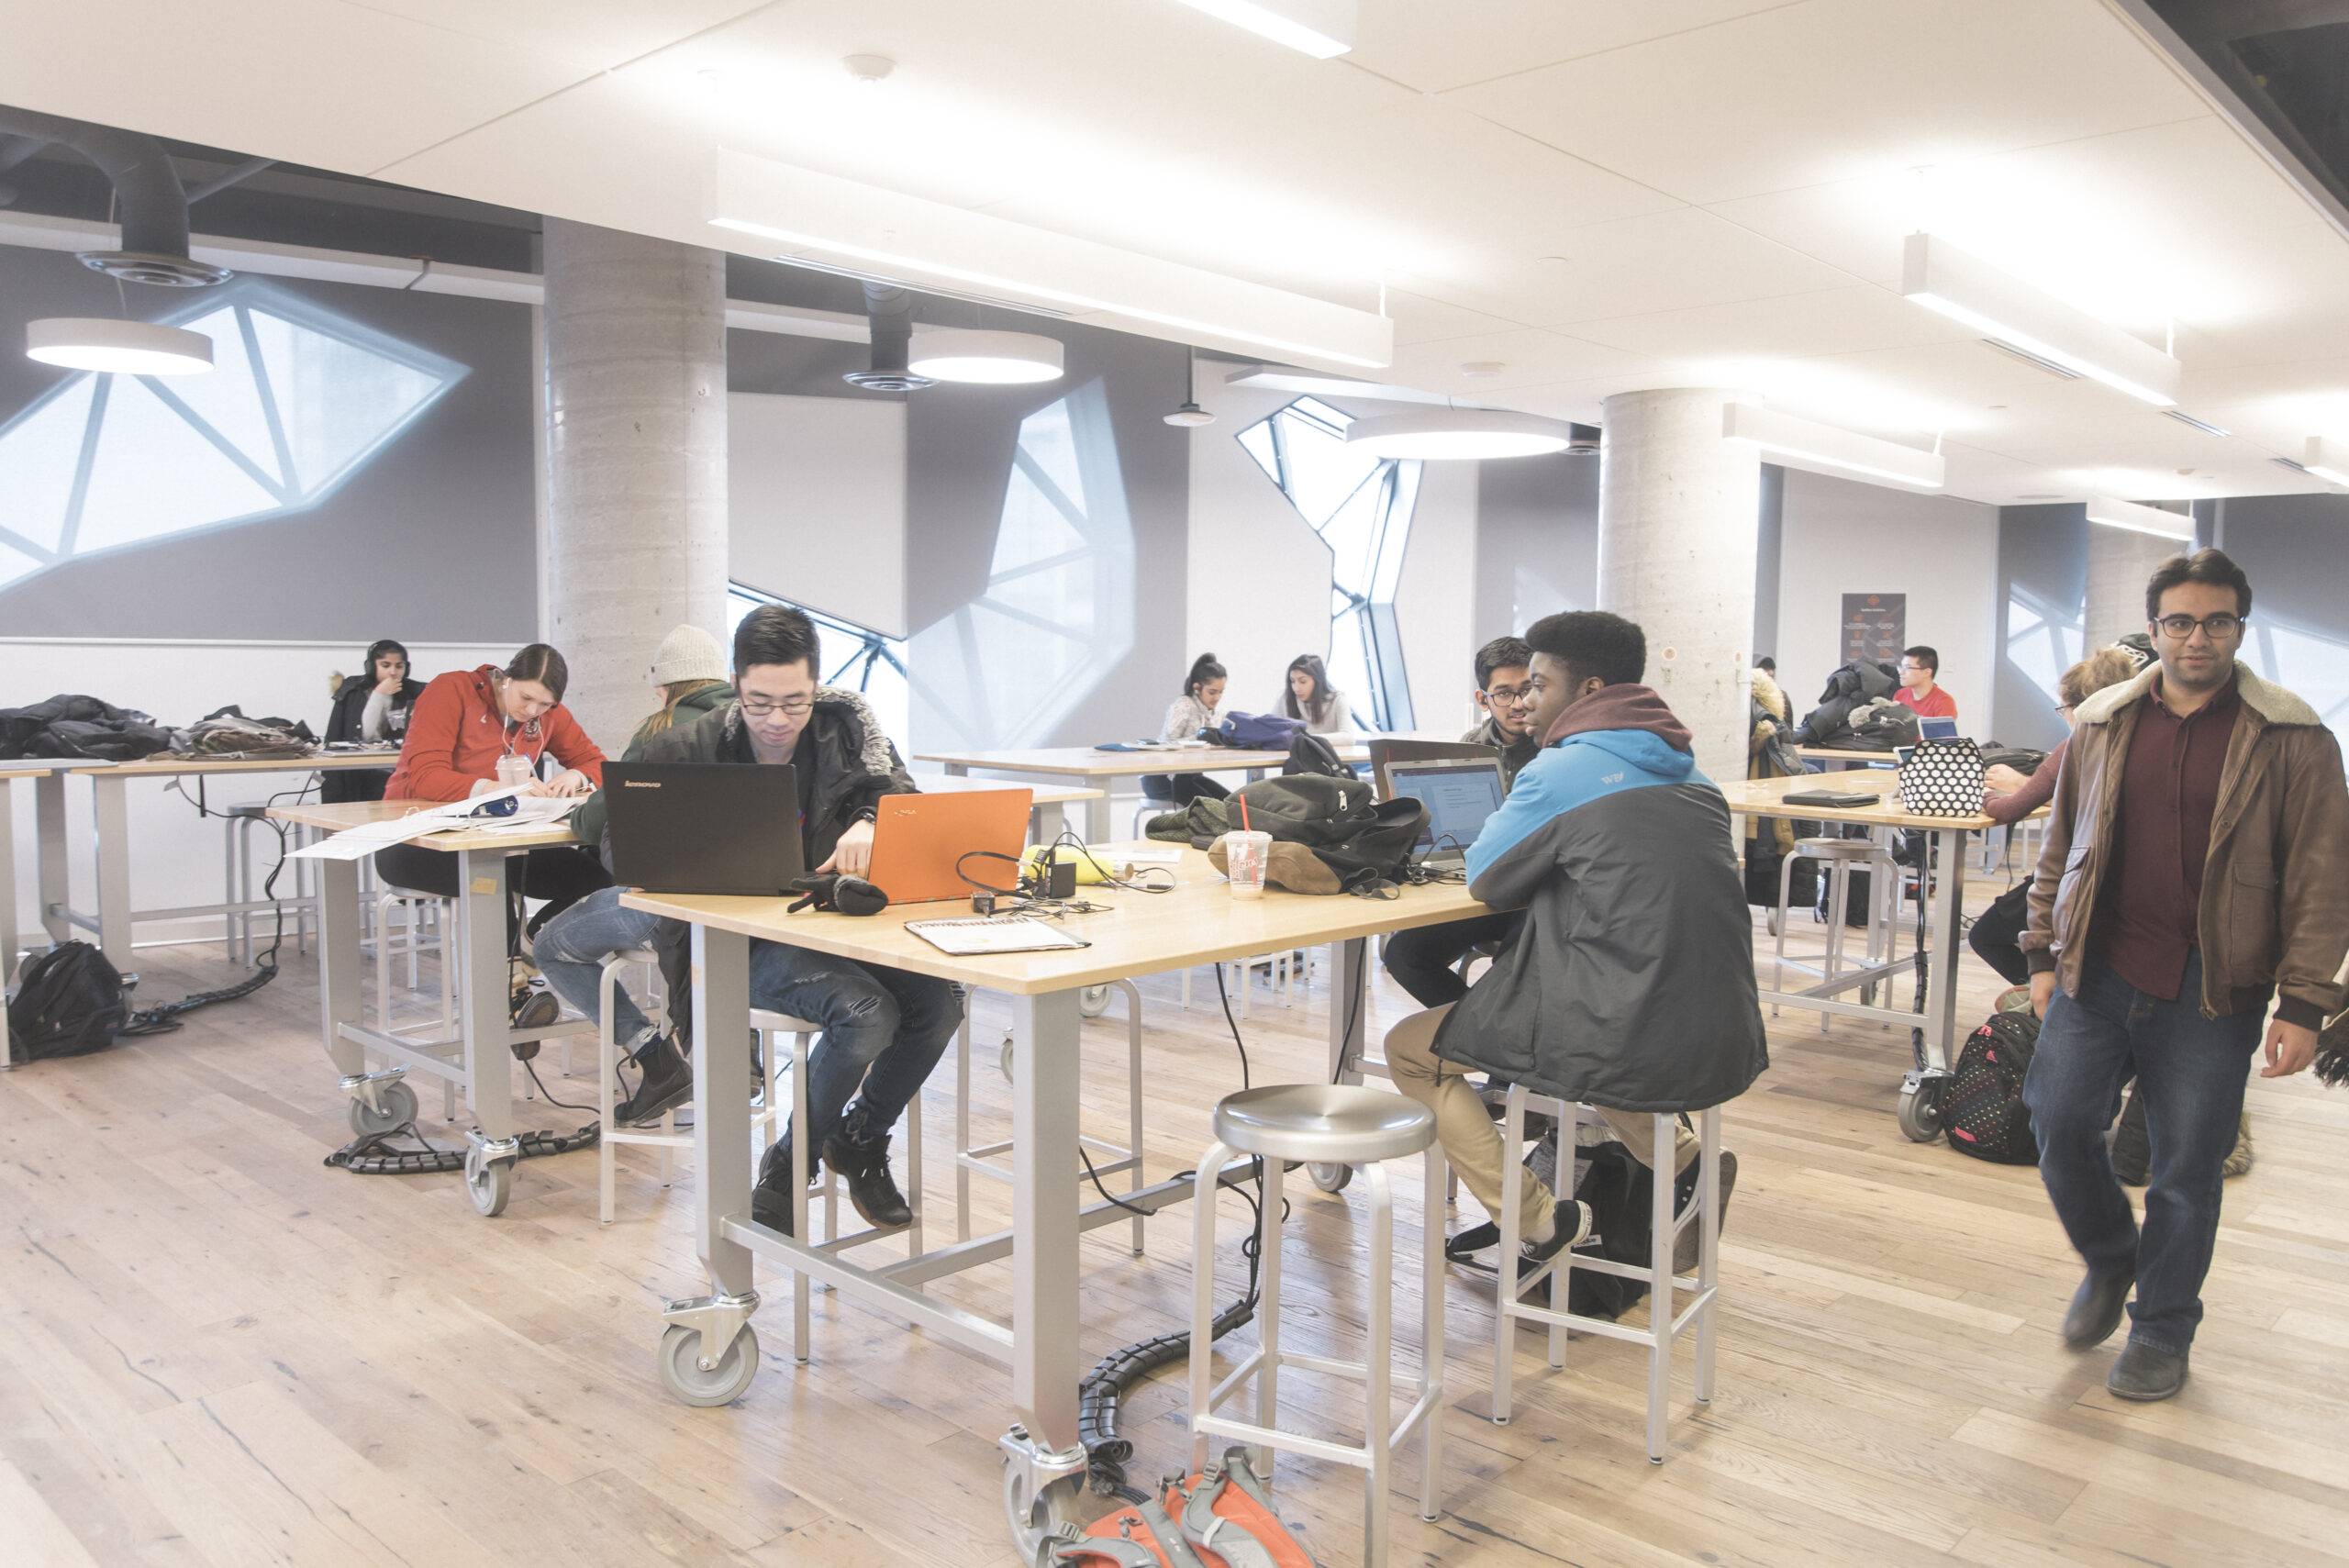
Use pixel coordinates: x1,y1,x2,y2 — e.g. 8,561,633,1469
1750,669,1789,725
2074,659,2322,729
713,684,905,776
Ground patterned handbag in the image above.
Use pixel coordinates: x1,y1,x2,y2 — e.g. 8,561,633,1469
1898,737,1985,817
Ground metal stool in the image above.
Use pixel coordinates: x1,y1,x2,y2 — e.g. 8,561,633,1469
1773,836,1902,1027
756,1006,924,1363
1188,1084,1445,1568
955,981,1146,1251
593,951,792,1225
1491,1090,1722,1462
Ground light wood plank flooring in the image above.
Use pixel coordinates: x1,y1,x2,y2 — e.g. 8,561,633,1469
3,893,2346,1567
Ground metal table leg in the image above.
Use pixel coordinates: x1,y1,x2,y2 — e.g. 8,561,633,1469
1031,799,1067,845
319,857,364,1082
91,772,132,968
0,776,17,991
36,771,69,946
1926,824,1968,1074
1326,935,1369,1085
1082,773,1113,844
456,847,518,1217
1001,987,1090,1550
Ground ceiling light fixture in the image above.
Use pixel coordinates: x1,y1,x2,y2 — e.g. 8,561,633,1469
26,317,214,375
1345,408,1573,460
2085,495,2194,540
1722,402,1943,490
2302,437,2349,487
708,150,1394,370
1901,233,2180,407
906,328,1063,384
2163,410,2231,438
1167,0,1354,58
1166,346,1215,427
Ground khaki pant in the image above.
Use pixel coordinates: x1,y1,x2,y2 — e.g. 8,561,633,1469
1383,1005,1698,1238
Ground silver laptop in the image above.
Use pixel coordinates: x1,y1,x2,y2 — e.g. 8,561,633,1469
1385,757,1508,868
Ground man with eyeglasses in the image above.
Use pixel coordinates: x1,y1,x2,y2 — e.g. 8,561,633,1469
1379,637,1544,1013
536,606,955,1236
2021,548,2348,1401
1896,645,1957,720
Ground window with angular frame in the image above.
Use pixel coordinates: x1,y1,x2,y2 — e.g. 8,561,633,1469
2005,583,2085,706
728,584,911,749
1238,395,1419,729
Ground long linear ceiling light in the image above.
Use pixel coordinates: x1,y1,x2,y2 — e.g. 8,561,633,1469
1901,233,2180,407
2086,495,2194,540
1168,0,1355,57
2303,437,2349,487
1722,402,1945,490
707,149,1394,369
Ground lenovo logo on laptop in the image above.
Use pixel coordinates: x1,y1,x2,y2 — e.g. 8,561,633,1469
622,780,662,788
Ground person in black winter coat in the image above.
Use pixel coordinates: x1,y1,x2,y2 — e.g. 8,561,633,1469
322,639,425,803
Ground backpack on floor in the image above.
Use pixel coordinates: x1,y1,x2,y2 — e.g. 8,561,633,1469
6,941,129,1061
1943,1009,2040,1163
1036,1448,1317,1568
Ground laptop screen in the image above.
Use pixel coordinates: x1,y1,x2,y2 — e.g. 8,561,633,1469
1918,717,1961,741
1386,760,1507,855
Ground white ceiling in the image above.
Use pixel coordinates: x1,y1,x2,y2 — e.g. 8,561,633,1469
9,0,2349,506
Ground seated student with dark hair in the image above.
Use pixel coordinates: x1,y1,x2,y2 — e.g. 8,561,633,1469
1382,611,1766,1278
1898,645,1957,719
322,639,425,804
1380,635,1542,1009
376,642,611,956
1146,651,1231,806
533,606,957,1233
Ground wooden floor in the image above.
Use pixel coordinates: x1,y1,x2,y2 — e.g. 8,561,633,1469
5,892,2348,1568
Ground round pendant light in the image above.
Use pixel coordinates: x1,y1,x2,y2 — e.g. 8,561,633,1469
1344,408,1572,460
906,328,1063,384
27,317,215,375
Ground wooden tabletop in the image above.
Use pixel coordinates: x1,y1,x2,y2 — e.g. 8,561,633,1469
625,843,1490,995
1719,769,2043,831
915,746,1292,778
266,797,583,851
1795,746,1901,762
76,751,403,777
917,773,1101,805
0,768,48,782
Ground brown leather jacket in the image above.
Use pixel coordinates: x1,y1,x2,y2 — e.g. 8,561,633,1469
2023,661,2349,1029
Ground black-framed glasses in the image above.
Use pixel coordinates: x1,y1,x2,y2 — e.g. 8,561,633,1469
1484,682,1534,706
739,695,815,719
2155,613,2242,639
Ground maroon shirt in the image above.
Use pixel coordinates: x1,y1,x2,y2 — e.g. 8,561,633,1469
2093,675,2242,1000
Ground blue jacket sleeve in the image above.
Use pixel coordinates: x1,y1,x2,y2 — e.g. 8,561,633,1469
1465,746,1596,903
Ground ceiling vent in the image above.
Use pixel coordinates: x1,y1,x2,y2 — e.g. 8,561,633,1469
841,282,935,392
0,105,230,286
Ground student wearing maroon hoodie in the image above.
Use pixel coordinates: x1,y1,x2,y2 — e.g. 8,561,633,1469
377,643,610,941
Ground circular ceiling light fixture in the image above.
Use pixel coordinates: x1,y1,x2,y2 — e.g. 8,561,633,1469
1165,345,1216,428
1345,408,1572,460
27,317,214,375
906,328,1063,384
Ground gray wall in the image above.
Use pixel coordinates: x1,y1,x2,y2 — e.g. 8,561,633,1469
1473,450,1599,642
0,244,538,641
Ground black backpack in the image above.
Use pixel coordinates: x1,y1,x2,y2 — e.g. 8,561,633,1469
1229,774,1426,893
1943,1009,2040,1163
1280,730,1349,778
6,942,129,1061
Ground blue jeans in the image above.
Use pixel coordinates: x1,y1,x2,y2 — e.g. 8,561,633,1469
533,887,662,1054
747,938,962,1149
2022,950,2259,1355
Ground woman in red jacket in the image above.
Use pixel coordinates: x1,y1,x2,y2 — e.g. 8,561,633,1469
377,643,610,941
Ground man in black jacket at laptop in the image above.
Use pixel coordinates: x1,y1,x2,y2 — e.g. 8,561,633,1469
534,606,954,1234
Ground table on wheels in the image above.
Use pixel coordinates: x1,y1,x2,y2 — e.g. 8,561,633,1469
267,799,593,1217
1719,769,2045,1140
55,751,406,966
622,847,1488,1557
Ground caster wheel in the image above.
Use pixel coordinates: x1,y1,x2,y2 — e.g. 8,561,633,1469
1308,1162,1352,1194
466,1156,512,1217
1003,1464,1081,1561
348,1079,418,1137
1079,984,1113,1019
1000,1033,1016,1084
657,1322,760,1407
1896,1083,1944,1143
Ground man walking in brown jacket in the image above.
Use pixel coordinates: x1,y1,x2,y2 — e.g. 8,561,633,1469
2021,549,2349,1400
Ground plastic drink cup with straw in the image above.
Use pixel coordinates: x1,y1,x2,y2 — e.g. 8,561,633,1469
1225,794,1271,898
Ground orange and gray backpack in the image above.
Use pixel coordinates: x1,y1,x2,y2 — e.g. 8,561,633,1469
1035,1449,1318,1568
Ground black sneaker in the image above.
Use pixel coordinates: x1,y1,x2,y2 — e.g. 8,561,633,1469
823,1106,912,1229
616,1035,693,1126
1445,1220,1500,1262
1514,1198,1593,1287
510,971,559,1031
751,1140,818,1236
1674,1150,1738,1274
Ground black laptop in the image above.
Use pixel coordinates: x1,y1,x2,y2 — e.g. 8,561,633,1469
602,762,807,895
1368,737,1502,801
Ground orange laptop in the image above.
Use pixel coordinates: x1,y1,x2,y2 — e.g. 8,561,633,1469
865,789,1034,904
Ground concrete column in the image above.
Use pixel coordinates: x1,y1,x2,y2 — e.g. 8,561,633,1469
1597,389,1760,788
541,218,729,751
2084,521,2179,654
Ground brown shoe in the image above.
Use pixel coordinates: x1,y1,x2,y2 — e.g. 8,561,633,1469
2222,1110,2254,1177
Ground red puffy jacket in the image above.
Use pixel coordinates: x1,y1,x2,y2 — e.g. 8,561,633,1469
383,665,606,802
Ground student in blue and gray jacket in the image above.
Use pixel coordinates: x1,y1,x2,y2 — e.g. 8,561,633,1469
1384,610,1769,1280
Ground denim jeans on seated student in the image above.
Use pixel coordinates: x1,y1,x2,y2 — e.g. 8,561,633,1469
533,886,663,1052
2022,950,2260,1356
746,940,963,1150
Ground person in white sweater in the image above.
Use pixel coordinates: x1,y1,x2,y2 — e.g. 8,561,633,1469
1150,652,1230,806
1282,653,1353,733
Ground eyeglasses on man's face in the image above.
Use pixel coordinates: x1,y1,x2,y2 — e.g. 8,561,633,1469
739,695,815,719
1484,682,1534,707
2154,613,2243,640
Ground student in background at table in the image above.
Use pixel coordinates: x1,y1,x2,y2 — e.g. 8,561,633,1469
322,639,425,804
571,624,733,851
1897,645,1957,720
376,642,610,950
1281,653,1353,733
1146,651,1230,807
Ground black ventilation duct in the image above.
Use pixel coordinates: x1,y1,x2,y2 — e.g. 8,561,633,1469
0,103,229,286
842,281,934,391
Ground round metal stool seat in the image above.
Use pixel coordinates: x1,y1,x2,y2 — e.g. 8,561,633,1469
1211,1084,1434,1166
1794,837,1881,859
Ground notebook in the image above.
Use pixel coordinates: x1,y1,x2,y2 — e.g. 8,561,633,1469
904,915,1092,954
